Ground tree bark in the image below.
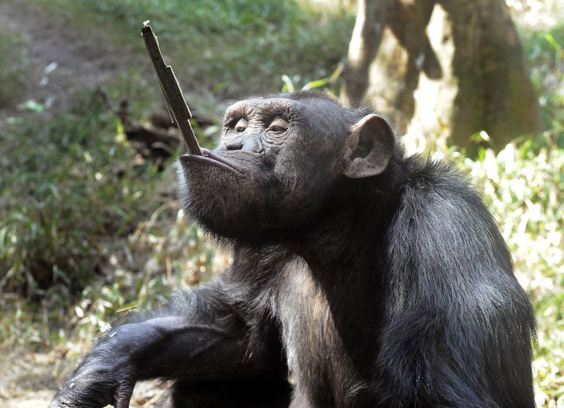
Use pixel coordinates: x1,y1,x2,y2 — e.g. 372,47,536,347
341,0,542,156
341,0,389,107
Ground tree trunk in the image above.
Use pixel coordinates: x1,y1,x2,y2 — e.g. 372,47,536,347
341,0,389,106
341,0,542,156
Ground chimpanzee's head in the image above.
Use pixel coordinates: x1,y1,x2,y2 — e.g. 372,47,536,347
178,91,395,241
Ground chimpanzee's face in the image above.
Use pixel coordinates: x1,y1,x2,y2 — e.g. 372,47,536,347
178,95,349,240
178,92,395,241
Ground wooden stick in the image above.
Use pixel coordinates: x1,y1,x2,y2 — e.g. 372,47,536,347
141,22,202,155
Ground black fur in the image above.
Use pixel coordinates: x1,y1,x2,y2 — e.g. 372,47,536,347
51,91,535,408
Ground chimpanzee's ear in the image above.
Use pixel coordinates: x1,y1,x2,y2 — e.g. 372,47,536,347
342,114,395,179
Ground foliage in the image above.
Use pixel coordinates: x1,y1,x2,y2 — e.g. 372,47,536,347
0,88,159,297
522,23,564,148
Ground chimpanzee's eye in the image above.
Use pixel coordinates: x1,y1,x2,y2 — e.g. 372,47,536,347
234,118,248,133
267,118,288,134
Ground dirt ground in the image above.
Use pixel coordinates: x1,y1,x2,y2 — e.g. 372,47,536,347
0,1,140,132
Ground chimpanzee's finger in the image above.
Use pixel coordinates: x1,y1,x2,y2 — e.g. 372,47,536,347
114,379,134,408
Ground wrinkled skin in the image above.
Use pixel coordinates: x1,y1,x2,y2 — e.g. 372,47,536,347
178,95,365,240
51,91,535,408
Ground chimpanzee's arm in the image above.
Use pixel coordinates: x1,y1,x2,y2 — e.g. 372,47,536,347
50,272,277,408
124,282,267,381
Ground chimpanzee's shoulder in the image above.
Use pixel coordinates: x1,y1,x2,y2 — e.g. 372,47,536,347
393,154,492,227
401,154,476,196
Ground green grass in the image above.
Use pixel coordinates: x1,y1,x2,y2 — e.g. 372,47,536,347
0,87,153,297
522,22,564,148
24,0,354,97
83,0,353,96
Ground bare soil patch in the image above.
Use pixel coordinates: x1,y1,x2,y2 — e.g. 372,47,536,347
0,1,140,131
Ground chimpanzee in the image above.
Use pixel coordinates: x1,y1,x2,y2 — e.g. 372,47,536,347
51,91,536,408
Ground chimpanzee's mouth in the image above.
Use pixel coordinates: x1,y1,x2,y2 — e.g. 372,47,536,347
180,148,242,175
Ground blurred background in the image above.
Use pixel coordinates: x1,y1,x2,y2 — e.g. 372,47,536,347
0,0,562,406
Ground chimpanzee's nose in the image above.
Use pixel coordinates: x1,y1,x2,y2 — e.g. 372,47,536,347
225,134,261,152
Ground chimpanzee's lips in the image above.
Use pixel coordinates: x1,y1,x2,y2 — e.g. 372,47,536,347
179,148,242,176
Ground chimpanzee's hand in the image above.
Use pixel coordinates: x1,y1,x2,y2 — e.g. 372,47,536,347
50,323,150,408
50,358,135,408
50,314,246,408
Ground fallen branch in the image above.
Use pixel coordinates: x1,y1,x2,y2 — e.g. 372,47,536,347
98,90,180,167
141,22,202,155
